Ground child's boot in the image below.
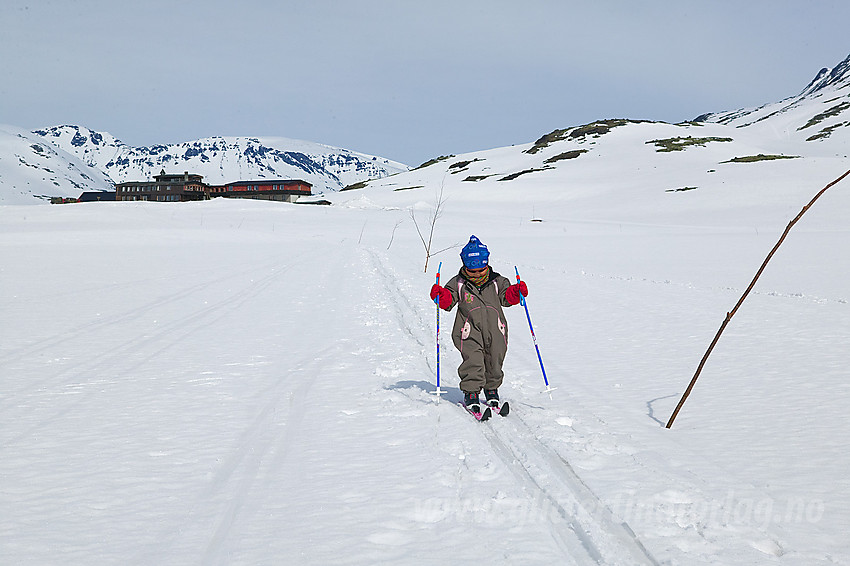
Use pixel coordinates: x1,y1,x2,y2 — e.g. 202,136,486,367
463,390,481,413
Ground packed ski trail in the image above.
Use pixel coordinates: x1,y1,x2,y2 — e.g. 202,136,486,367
367,246,658,564
2,199,850,564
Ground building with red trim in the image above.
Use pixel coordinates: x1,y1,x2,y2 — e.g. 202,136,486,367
220,180,312,202
115,170,312,202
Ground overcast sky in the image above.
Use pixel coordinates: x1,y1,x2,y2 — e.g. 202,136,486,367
2,0,849,166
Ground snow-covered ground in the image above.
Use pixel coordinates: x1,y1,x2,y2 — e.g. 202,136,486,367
2,152,849,564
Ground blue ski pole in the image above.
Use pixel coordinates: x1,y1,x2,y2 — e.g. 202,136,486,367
515,266,555,398
433,262,445,401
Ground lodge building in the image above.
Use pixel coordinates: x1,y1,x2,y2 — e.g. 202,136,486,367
115,170,312,202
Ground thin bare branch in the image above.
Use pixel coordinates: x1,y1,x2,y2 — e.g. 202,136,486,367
431,243,461,256
410,209,428,249
387,220,403,250
414,179,449,272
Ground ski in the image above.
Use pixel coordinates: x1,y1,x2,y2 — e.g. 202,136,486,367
487,400,510,417
460,403,492,422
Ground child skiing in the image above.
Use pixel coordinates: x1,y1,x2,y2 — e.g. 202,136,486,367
429,235,528,417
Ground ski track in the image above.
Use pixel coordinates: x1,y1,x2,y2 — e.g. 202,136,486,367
136,244,352,564
0,252,309,447
366,247,658,564
485,412,660,565
192,263,349,564
0,254,289,382
139,345,336,566
363,246,431,352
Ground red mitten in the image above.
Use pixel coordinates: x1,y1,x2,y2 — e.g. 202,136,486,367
505,281,528,305
430,284,453,309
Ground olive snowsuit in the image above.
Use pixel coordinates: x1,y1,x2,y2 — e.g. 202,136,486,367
443,267,514,394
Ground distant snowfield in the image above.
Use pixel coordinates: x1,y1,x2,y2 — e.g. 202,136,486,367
2,163,849,564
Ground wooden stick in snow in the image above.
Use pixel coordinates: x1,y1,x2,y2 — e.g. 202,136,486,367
666,168,850,429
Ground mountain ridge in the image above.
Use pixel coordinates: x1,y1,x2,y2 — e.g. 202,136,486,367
693,53,850,137
32,125,409,192
0,123,409,205
3,54,850,206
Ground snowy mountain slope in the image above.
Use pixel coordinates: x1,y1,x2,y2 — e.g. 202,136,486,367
31,125,409,193
696,53,850,146
340,116,846,235
0,124,114,205
343,53,850,224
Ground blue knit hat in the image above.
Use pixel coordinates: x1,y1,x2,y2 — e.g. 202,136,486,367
460,235,489,269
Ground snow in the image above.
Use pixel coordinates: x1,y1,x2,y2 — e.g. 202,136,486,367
3,56,850,562
0,124,113,205
2,152,849,564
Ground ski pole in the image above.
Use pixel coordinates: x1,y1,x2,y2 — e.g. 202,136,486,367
432,262,445,401
515,266,555,398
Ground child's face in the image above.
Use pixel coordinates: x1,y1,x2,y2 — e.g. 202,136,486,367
465,265,488,275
